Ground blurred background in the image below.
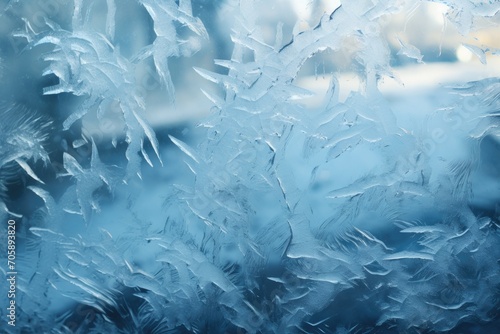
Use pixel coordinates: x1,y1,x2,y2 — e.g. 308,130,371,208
0,1,500,332
2,0,499,129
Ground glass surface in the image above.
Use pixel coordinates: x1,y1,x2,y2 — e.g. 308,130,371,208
0,0,499,332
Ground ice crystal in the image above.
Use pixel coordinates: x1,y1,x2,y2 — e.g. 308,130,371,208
1,0,500,333
0,103,51,201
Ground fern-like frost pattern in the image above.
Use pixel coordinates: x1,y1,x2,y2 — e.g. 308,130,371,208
0,0,499,333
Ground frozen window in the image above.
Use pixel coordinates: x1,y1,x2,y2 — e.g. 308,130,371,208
1,0,499,332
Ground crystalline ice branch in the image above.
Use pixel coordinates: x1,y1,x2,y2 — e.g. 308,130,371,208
0,103,51,204
137,0,208,99
175,0,500,332
396,36,424,63
3,0,500,333
36,28,162,182
58,141,110,221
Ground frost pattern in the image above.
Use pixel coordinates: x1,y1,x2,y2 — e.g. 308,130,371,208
0,104,51,205
165,1,500,331
23,0,208,219
1,0,500,333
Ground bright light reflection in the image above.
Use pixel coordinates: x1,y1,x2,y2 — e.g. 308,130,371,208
456,44,473,62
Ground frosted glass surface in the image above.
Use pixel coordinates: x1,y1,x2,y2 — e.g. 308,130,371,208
1,0,499,332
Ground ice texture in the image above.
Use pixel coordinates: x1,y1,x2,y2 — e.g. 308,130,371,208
1,0,500,333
